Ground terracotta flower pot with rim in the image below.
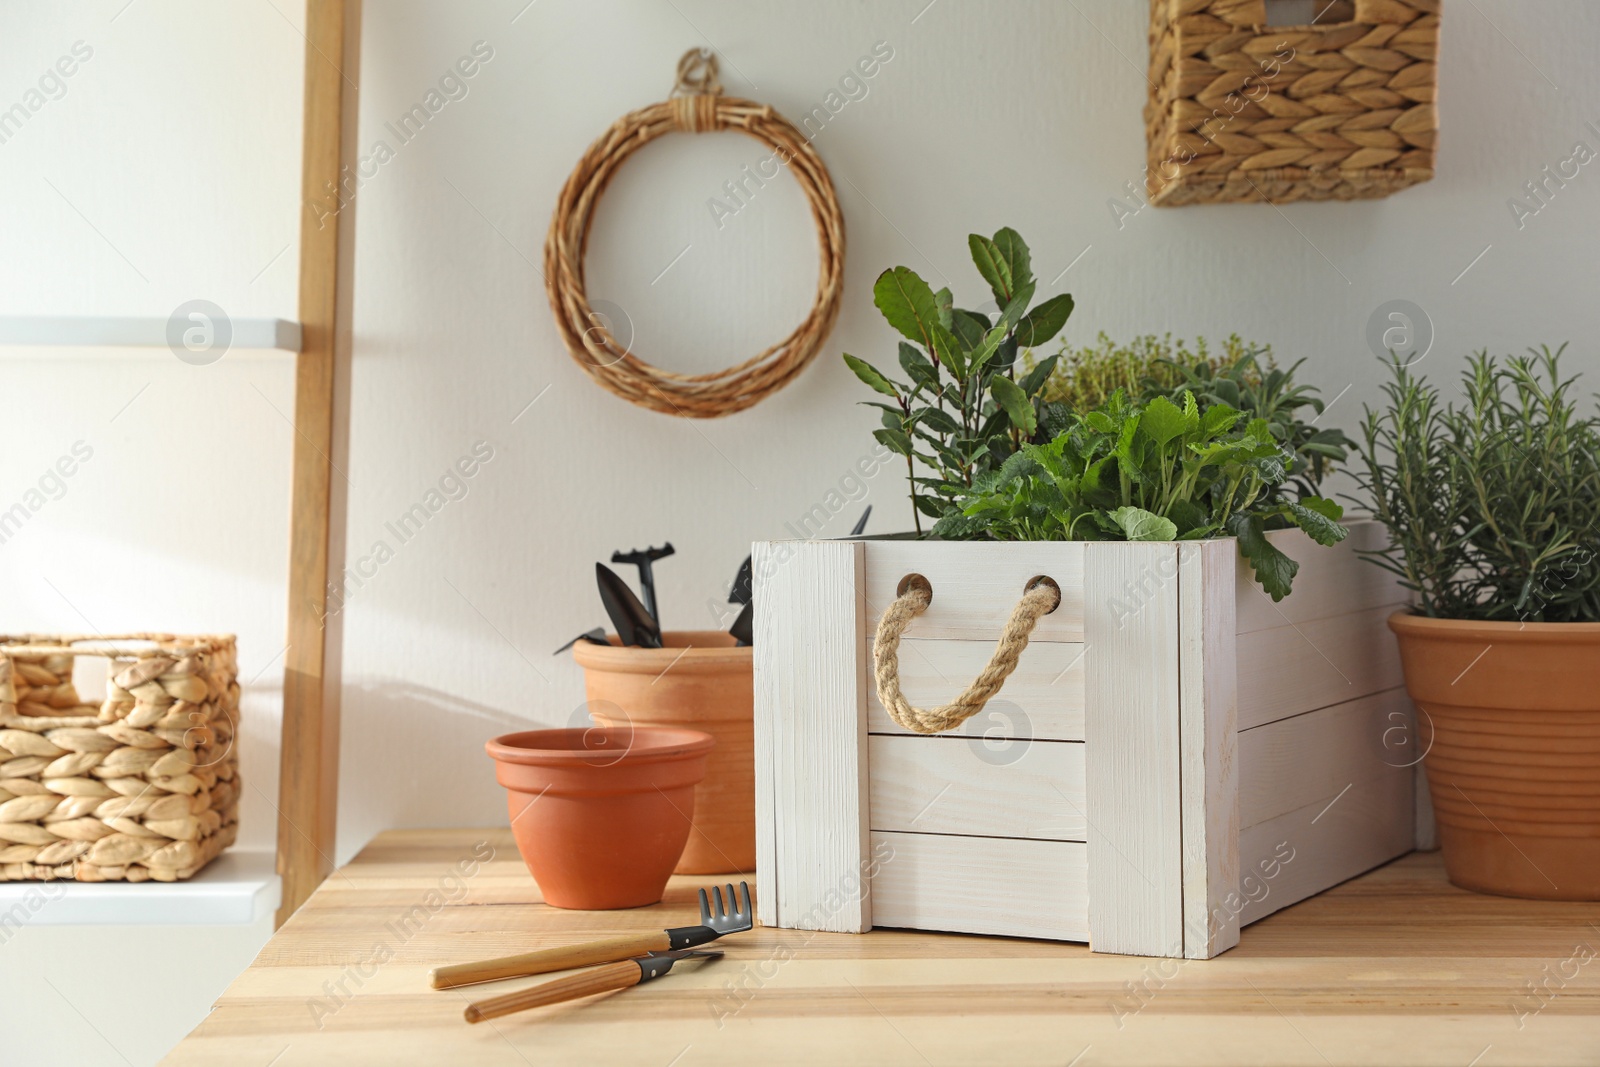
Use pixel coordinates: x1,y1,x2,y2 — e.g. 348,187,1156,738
573,631,754,875
1389,612,1600,901
486,726,714,910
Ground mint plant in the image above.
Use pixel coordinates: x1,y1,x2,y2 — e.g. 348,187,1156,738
842,228,1075,533
933,389,1349,600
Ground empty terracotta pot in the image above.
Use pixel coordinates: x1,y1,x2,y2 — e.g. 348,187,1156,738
573,631,754,874
1389,613,1600,901
486,726,714,909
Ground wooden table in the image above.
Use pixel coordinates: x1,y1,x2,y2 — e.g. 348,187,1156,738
166,829,1600,1066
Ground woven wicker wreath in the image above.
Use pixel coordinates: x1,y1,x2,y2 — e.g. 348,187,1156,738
544,50,845,418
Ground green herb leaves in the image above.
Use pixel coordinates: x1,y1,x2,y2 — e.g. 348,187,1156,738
938,387,1349,599
843,353,898,397
839,232,1354,600
1229,513,1299,601
841,229,1075,533
1112,506,1178,541
1357,347,1600,622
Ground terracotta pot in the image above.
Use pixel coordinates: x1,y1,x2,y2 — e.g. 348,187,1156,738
485,726,714,909
1389,612,1600,901
573,631,754,874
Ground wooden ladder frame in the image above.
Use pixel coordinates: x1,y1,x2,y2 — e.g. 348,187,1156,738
275,0,359,925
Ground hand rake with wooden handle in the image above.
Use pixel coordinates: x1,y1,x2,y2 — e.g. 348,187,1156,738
462,949,722,1023
431,881,751,990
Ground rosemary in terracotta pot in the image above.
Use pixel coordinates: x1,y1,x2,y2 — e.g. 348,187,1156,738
1357,347,1600,900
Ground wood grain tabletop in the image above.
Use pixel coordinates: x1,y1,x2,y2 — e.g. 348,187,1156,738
163,829,1600,1066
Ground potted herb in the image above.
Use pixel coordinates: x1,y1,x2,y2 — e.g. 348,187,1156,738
754,229,1420,958
841,230,1353,597
1357,347,1600,900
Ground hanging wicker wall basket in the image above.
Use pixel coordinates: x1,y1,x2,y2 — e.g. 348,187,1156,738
1145,0,1440,205
545,50,846,418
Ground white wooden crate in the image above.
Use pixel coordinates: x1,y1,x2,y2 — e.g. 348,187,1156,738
752,519,1424,959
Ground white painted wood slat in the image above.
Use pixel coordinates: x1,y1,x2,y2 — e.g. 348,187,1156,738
868,735,1087,841
1235,520,1404,634
1237,764,1415,928
1085,542,1185,957
864,637,1086,740
753,539,872,933
863,541,1085,642
1178,540,1240,960
1238,687,1414,829
1236,603,1408,731
869,831,1090,941
0,315,302,352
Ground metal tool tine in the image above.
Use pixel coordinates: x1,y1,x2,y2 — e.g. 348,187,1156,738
698,886,711,923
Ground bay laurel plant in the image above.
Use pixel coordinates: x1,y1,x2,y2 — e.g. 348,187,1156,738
1356,347,1600,622
842,228,1076,534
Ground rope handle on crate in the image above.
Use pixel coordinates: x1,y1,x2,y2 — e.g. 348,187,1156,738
872,576,1061,735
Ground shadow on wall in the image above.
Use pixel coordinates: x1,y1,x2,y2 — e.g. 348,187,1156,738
340,680,541,856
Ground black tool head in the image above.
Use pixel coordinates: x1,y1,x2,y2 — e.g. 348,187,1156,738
552,627,608,656
850,505,872,536
728,601,753,647
612,544,675,627
728,555,753,605
611,543,676,566
647,948,724,962
636,948,724,981
699,882,753,933
595,563,662,648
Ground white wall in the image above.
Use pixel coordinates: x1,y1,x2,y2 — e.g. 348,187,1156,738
1,3,303,1063
1,0,304,852
337,0,1600,859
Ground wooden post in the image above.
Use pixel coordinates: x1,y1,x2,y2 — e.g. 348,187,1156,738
276,0,356,926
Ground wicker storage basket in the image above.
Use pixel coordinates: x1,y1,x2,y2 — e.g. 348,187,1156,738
0,634,240,882
1145,0,1439,205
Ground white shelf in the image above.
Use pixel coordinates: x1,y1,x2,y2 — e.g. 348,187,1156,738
0,316,301,352
0,849,280,926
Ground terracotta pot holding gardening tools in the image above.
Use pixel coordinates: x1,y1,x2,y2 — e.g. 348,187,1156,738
1389,615,1600,901
574,633,754,874
557,540,767,876
486,726,714,909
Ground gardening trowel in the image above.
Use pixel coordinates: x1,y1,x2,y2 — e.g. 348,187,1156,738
612,543,675,627
728,555,753,606
728,601,753,647
596,563,662,648
552,627,608,655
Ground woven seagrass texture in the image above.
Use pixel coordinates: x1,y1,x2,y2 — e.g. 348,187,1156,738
545,50,845,418
0,634,240,882
1145,0,1439,205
